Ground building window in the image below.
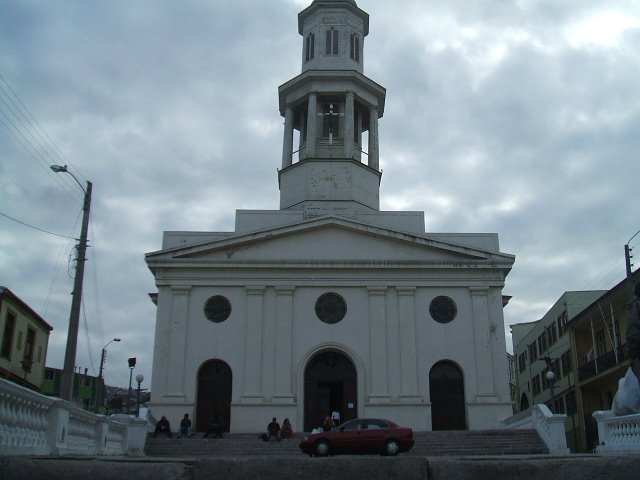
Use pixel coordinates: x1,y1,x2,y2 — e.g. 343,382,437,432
557,311,568,336
315,292,347,324
350,33,360,62
44,368,56,381
24,328,35,361
566,390,577,415
547,323,557,346
429,296,457,324
532,375,541,396
538,333,547,356
561,350,572,377
305,32,315,61
529,343,538,361
518,352,527,373
1,311,16,359
204,296,232,323
326,27,339,55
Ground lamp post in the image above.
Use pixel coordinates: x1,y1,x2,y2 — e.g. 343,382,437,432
127,357,136,413
98,338,121,379
50,164,93,402
96,338,120,412
545,370,556,413
135,374,144,417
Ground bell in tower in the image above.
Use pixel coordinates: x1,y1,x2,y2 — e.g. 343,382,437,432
278,0,386,218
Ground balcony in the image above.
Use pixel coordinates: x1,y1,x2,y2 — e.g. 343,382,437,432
577,344,627,382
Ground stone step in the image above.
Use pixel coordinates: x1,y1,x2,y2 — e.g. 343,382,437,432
144,429,548,457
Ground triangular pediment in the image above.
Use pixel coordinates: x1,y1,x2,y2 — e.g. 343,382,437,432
146,217,514,269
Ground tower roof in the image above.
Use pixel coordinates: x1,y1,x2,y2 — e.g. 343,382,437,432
312,0,358,5
299,0,368,35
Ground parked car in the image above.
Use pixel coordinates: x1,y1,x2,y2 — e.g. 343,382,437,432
299,418,414,456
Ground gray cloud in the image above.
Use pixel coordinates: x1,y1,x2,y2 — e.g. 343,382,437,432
1,0,639,390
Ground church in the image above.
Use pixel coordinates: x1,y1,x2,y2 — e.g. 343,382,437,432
145,0,515,433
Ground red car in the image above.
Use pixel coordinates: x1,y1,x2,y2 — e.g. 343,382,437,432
299,418,414,456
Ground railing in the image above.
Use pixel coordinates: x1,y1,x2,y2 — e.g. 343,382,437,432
502,404,570,455
578,345,627,382
0,377,147,456
593,410,640,454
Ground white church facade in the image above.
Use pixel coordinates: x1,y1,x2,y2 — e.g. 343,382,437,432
145,0,515,433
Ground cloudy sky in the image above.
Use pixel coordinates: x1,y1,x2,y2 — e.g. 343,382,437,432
1,0,639,392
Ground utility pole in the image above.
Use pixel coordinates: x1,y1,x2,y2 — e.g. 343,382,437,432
51,165,92,402
625,232,640,376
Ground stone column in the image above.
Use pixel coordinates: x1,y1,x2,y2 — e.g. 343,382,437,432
282,105,294,168
242,286,265,402
368,287,390,402
397,287,420,401
470,287,497,400
368,106,379,170
306,93,318,158
274,286,295,402
344,92,355,159
166,286,190,398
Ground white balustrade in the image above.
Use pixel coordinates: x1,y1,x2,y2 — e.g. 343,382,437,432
502,404,570,455
593,410,640,454
0,377,147,456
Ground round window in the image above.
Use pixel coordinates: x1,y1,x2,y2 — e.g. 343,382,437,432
204,295,232,323
429,296,457,324
315,292,347,324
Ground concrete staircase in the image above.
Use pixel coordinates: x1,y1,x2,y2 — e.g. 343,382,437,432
144,429,548,457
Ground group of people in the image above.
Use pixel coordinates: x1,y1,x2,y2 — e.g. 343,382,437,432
260,417,293,441
153,413,225,439
154,414,297,440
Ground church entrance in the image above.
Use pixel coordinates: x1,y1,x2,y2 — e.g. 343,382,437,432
196,359,232,432
429,360,467,431
304,351,357,432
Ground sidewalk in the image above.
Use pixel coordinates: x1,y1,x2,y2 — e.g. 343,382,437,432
3,454,640,480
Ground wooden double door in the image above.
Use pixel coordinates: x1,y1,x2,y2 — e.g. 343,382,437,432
196,360,232,432
304,351,357,432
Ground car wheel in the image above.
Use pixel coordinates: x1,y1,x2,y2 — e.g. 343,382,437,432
314,439,330,457
383,439,400,456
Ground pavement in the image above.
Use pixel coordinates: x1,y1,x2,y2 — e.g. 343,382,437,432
2,454,640,480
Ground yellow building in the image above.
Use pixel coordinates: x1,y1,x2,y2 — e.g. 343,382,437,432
567,270,640,452
0,287,52,391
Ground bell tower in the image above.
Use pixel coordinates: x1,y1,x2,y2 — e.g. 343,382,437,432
278,0,386,218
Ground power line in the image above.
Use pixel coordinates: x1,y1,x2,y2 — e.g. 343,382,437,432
0,210,76,239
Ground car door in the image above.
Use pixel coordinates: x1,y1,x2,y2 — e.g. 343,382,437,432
363,419,390,452
332,419,364,454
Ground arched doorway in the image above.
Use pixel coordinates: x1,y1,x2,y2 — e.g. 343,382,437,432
520,393,530,411
196,360,232,432
429,360,466,431
304,351,357,432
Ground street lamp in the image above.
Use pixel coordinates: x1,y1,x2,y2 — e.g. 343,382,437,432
135,374,144,417
546,370,556,413
98,338,121,379
50,164,93,402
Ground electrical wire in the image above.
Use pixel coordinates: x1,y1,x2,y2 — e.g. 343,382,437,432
0,210,77,240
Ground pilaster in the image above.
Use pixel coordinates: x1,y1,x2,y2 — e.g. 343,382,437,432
242,286,266,402
470,287,498,401
397,287,421,401
165,286,191,399
344,92,355,159
368,287,390,402
273,286,295,403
